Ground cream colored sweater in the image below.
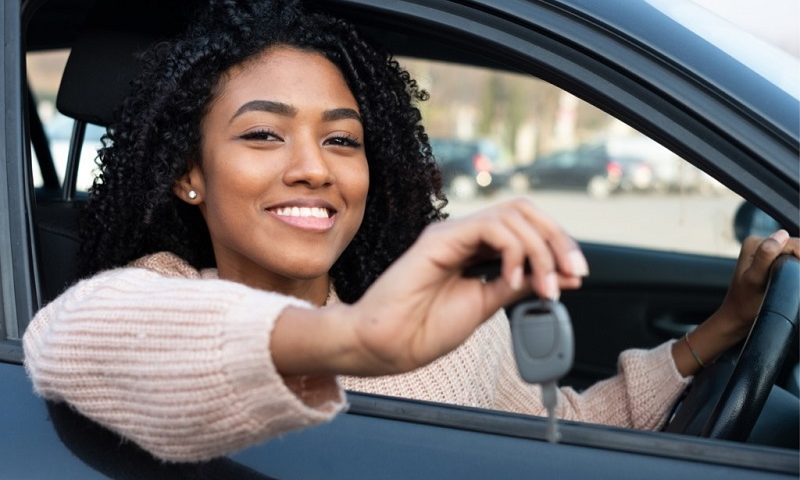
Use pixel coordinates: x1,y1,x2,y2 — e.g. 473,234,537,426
23,252,690,462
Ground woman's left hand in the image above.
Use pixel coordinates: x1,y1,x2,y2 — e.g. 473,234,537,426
717,230,800,340
673,229,800,376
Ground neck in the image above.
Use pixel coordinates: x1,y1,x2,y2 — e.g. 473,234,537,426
216,261,331,307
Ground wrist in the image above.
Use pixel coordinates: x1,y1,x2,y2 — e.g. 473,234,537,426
707,305,751,344
271,303,360,376
671,308,747,378
320,302,365,376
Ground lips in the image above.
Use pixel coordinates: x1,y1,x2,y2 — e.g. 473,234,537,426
265,200,338,232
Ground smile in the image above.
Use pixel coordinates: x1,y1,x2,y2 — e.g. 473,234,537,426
266,206,336,232
272,206,331,218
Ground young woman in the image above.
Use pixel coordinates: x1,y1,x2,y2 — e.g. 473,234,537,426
23,0,799,463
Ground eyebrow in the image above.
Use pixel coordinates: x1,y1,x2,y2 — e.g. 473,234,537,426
322,108,362,124
230,100,362,124
231,100,297,122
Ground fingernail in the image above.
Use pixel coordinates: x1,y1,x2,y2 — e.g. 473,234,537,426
510,266,523,290
568,251,589,276
769,229,789,243
545,273,560,300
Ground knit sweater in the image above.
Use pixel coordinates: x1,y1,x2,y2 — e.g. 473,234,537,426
23,252,690,462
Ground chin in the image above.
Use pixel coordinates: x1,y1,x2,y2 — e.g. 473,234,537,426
270,259,335,281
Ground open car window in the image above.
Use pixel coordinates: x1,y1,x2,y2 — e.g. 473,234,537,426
400,56,746,258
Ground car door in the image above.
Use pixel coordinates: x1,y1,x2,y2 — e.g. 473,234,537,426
300,3,798,476
2,0,798,479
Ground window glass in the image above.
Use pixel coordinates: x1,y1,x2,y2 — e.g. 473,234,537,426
27,49,103,191
401,57,743,257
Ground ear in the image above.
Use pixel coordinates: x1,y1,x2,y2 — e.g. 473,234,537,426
173,163,206,205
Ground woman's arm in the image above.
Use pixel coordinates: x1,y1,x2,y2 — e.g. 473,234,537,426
23,267,345,462
672,230,800,376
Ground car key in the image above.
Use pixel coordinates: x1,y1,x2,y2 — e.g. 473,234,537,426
507,299,574,443
463,259,575,442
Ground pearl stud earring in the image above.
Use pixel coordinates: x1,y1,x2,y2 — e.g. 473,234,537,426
187,190,198,200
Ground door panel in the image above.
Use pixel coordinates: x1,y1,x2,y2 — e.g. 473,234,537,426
1,363,794,479
563,243,734,388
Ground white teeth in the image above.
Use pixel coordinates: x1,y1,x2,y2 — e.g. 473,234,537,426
272,206,331,218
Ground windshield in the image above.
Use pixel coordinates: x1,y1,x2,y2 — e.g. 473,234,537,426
645,0,800,99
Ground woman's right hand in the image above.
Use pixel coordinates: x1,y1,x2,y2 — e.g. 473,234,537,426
336,198,589,376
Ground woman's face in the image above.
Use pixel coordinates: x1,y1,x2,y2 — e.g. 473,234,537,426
180,46,369,296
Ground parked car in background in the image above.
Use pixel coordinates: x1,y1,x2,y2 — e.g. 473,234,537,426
511,142,654,197
603,135,717,194
429,138,511,200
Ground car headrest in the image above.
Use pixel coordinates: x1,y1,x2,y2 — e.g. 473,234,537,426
56,30,159,127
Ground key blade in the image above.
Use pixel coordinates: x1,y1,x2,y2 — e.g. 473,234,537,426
542,381,561,443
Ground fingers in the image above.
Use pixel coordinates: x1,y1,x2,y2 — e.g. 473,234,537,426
783,237,800,258
463,215,526,292
743,230,790,287
500,209,559,298
476,198,588,300
513,199,589,278
418,197,587,301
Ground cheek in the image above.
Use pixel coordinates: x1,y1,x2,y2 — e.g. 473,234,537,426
345,159,370,213
204,152,279,205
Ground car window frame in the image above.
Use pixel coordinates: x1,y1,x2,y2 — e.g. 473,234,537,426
1,0,32,362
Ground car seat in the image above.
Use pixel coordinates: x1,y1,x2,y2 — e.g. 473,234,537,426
34,29,158,305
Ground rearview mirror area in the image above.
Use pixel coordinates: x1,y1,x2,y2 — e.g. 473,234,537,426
733,202,782,243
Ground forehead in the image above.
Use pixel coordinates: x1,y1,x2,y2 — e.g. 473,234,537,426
212,46,359,112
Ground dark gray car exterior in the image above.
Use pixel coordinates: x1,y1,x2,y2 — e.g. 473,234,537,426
1,0,798,478
430,138,509,199
512,143,652,197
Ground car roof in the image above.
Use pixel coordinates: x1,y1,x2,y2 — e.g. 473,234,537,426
545,0,799,145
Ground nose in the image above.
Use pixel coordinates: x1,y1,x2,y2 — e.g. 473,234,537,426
282,135,334,188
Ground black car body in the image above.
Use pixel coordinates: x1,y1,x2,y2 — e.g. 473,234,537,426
513,142,654,197
430,138,510,199
1,0,798,478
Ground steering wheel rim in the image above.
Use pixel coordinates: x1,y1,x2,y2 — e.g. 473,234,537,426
665,255,799,440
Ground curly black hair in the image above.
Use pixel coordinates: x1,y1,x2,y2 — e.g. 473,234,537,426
79,0,447,303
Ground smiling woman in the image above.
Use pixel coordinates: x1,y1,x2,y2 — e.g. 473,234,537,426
20,0,799,465
177,47,369,300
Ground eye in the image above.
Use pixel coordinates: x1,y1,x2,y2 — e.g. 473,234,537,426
325,134,362,148
239,129,283,142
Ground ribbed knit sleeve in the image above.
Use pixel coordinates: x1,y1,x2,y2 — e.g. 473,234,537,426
493,311,690,429
23,265,346,462
340,311,508,408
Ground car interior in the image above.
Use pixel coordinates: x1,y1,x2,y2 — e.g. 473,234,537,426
20,0,799,463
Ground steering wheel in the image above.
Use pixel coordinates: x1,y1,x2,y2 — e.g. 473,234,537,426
664,255,799,440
